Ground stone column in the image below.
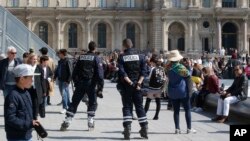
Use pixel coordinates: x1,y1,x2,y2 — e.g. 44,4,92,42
243,19,248,52
215,0,222,8
114,17,121,50
241,0,247,8
26,19,32,31
56,19,62,50
85,18,91,49
188,19,193,51
188,0,193,7
193,18,200,51
152,14,163,52
193,0,200,7
143,19,148,50
217,20,222,51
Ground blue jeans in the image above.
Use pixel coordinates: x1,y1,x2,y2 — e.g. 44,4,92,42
58,81,70,109
172,97,192,129
3,84,16,97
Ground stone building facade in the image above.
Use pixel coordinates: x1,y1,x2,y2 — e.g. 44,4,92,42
1,0,250,55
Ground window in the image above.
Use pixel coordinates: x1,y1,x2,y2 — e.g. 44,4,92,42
98,23,107,48
68,23,77,48
202,0,211,8
10,0,19,7
39,23,48,44
68,0,78,7
126,23,136,47
222,0,236,8
127,0,135,8
172,0,181,8
38,0,48,7
99,0,107,8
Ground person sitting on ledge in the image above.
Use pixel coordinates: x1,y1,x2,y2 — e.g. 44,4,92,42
212,65,248,123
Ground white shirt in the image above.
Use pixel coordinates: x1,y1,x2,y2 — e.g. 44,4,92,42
31,64,37,88
220,48,225,56
43,66,47,79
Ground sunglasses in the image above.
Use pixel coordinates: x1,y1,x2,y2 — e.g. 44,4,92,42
10,52,17,54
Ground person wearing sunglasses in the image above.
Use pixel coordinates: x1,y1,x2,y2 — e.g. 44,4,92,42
212,65,248,123
0,46,22,97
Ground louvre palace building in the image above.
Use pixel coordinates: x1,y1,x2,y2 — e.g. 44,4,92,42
1,0,250,55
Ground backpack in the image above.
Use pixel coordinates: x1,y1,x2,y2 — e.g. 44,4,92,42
149,66,166,88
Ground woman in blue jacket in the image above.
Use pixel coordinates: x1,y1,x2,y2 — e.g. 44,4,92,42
167,50,196,134
4,64,40,141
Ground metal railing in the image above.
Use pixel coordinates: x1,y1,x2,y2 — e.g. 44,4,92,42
0,6,57,60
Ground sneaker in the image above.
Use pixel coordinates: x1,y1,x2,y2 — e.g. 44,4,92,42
88,116,95,130
60,109,66,114
187,128,197,134
60,117,72,131
195,107,203,112
175,129,181,134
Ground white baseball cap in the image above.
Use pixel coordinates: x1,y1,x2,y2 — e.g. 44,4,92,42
13,64,40,77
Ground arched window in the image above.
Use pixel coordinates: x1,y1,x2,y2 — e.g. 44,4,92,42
68,23,77,48
98,23,107,48
127,0,135,8
10,0,19,7
39,22,48,44
38,0,48,7
68,0,78,7
99,0,107,8
126,23,136,47
202,0,211,8
222,0,236,7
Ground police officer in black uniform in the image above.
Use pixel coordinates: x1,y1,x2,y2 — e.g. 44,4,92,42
60,41,104,131
118,38,148,139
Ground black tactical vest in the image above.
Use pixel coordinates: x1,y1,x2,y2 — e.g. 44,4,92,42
78,53,96,79
123,53,141,81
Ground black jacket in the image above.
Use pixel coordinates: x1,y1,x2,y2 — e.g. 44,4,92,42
54,58,72,83
0,58,22,90
226,74,248,101
4,86,33,140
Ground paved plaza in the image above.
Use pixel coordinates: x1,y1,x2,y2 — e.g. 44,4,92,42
0,80,249,141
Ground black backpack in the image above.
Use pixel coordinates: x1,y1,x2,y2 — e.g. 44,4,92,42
149,66,166,88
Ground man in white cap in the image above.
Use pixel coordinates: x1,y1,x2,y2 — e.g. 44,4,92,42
4,64,40,140
0,46,22,97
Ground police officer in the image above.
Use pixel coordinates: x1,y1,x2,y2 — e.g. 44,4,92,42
60,41,104,131
118,38,148,139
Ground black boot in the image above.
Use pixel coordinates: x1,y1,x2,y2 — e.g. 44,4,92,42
122,125,131,140
144,98,151,114
139,126,148,139
47,96,51,105
153,98,161,120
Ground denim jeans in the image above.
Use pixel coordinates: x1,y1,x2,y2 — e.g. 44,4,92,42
3,84,16,97
58,81,70,109
172,97,192,129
